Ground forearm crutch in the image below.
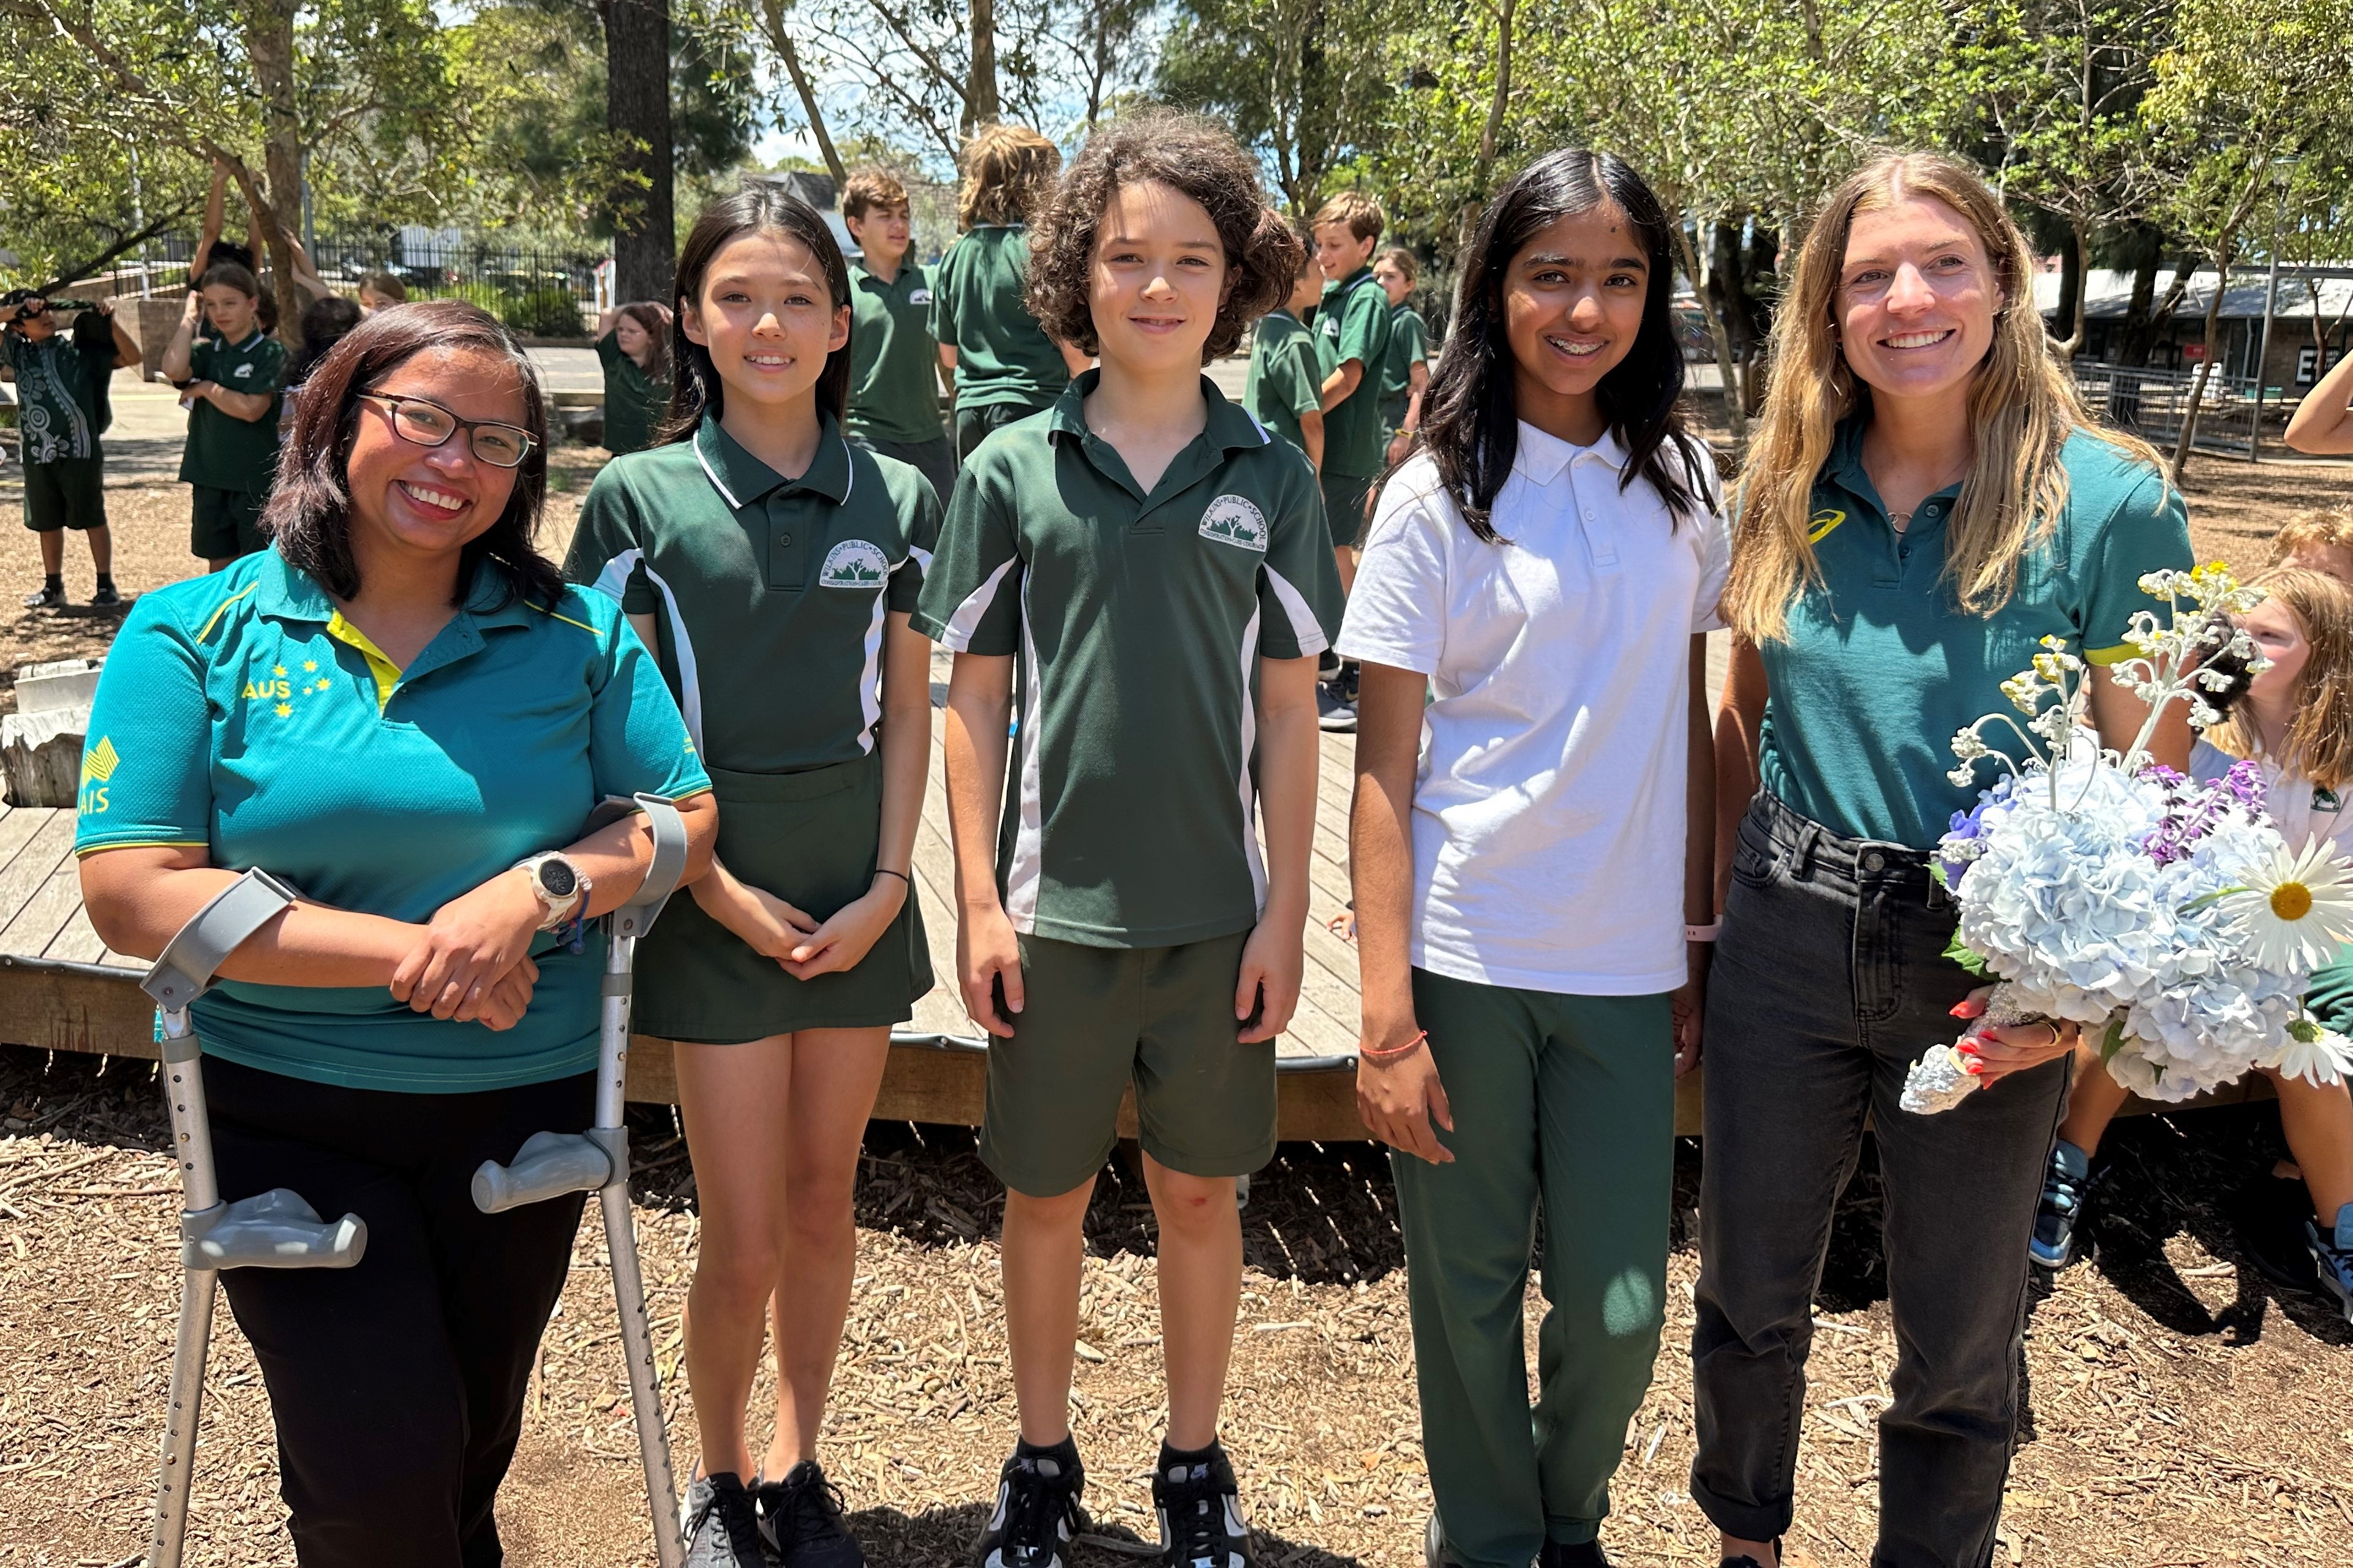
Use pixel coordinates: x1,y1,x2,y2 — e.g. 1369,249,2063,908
145,868,367,1568
473,793,691,1568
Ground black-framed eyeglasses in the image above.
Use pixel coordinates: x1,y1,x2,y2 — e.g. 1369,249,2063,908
357,392,535,469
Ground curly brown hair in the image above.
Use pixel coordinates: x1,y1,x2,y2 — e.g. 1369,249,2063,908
1025,110,1303,364
958,124,1060,228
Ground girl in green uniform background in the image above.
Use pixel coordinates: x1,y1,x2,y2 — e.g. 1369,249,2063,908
595,300,673,454
160,263,287,570
564,186,939,1568
1373,247,1429,467
929,122,1092,459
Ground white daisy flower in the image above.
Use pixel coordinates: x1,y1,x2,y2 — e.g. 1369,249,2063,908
2226,839,2353,973
2266,1018,2353,1088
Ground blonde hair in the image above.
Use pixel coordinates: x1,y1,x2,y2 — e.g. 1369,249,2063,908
1722,152,2164,642
2268,507,2353,573
2207,567,2353,792
957,124,1060,230
1311,190,1385,245
841,168,909,223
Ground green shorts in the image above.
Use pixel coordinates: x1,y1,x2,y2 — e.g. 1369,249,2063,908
23,455,107,532
1320,470,1376,552
631,754,932,1042
191,484,268,561
981,929,1276,1196
954,400,1050,462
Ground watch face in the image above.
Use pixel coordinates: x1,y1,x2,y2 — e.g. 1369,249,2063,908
540,860,578,898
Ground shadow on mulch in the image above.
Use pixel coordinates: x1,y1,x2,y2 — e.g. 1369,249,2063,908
846,1498,1363,1568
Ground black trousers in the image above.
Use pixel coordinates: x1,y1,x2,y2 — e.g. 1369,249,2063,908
205,1056,595,1568
1690,794,2069,1568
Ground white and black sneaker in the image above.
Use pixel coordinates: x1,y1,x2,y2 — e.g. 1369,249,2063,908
685,1471,776,1567
1153,1442,1250,1568
972,1439,1086,1568
759,1460,863,1568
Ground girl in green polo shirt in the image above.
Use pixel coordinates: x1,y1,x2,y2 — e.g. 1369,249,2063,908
1371,246,1429,467
563,186,939,1568
1695,154,2193,1568
160,263,287,570
594,300,672,454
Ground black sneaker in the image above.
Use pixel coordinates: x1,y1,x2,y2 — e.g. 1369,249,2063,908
759,1460,862,1568
2309,1209,2353,1325
22,580,64,609
1540,1543,1610,1568
1153,1443,1249,1568
91,581,122,609
685,1471,775,1567
973,1443,1085,1568
2029,1140,2092,1269
1316,681,1357,733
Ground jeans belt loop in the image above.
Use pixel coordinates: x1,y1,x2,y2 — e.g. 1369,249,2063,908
1795,819,1822,881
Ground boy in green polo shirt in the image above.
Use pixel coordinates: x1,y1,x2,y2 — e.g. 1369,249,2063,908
914,112,1341,1568
3,291,138,608
160,263,287,569
1310,192,1390,730
1244,240,1330,471
843,168,956,501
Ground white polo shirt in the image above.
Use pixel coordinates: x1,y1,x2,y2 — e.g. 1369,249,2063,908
1335,424,1730,994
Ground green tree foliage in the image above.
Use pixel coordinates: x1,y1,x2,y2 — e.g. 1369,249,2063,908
1156,0,1390,214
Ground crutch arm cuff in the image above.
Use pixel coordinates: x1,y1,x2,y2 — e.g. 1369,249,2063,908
141,868,301,1013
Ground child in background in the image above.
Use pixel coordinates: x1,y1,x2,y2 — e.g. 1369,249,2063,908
2272,506,2353,582
1244,235,1331,471
841,168,955,501
1311,191,1391,733
916,110,1339,1568
566,187,939,1568
358,271,410,315
2033,567,2353,1323
1374,247,1429,467
4,292,138,608
930,124,1091,460
282,294,364,435
593,301,674,454
160,264,287,569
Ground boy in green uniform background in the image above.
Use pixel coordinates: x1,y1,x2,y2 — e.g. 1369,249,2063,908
3,291,138,608
1374,247,1430,468
160,263,287,570
843,168,957,501
930,123,1091,460
1244,238,1331,472
1310,191,1390,730
916,112,1341,1568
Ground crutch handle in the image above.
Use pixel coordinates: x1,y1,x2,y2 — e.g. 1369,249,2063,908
183,1188,366,1270
471,1127,623,1213
141,868,301,1013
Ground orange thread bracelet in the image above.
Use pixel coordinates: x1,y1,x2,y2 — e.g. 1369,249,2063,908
1360,1029,1429,1065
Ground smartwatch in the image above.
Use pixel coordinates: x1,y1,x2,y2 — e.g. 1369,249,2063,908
514,852,589,931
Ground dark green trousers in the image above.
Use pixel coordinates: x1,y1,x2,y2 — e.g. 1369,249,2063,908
1395,967,1674,1566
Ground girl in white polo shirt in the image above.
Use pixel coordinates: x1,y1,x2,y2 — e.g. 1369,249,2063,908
1336,148,1726,1568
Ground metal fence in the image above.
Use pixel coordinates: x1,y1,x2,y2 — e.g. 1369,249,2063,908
2073,361,2262,459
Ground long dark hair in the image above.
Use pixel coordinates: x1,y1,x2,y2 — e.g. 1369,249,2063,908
268,299,560,609
663,184,853,443
1421,148,1711,543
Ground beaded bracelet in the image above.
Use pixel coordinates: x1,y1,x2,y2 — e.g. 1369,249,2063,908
1359,1029,1429,1066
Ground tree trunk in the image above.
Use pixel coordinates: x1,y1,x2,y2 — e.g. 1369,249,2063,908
965,0,999,133
2169,248,2235,484
241,0,304,342
760,0,845,184
604,0,677,307
2052,216,2085,362
1674,218,1746,449
1453,0,1515,262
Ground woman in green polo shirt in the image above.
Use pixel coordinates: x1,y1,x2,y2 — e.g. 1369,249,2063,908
76,300,717,1567
595,299,673,454
1692,153,2194,1568
563,185,938,1568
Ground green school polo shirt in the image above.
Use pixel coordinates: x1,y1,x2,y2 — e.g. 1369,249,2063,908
928,225,1070,413
848,259,947,445
180,329,287,492
74,549,710,1092
596,331,670,455
1757,420,2194,849
1377,304,1429,430
1245,309,1327,462
911,370,1346,947
2,325,112,463
563,413,942,774
1317,268,1391,478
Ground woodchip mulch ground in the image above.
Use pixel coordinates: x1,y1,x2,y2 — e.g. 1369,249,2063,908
2,1043,2349,1568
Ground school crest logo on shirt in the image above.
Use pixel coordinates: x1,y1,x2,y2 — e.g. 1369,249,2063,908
232,362,255,378
1198,495,1269,553
909,288,933,305
819,539,892,588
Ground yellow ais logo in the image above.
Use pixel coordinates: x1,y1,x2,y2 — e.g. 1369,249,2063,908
78,735,119,816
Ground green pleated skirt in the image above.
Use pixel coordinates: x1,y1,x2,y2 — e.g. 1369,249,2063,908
633,755,932,1043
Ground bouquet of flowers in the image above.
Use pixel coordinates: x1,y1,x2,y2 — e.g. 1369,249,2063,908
1903,565,2353,1114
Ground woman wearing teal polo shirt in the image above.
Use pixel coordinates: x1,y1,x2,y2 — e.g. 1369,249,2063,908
1692,154,2192,1568
76,300,716,1568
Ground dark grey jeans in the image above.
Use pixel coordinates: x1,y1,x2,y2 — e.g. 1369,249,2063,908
1690,792,2069,1568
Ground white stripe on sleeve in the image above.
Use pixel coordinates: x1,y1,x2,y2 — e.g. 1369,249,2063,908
1261,564,1330,657
938,556,1017,653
